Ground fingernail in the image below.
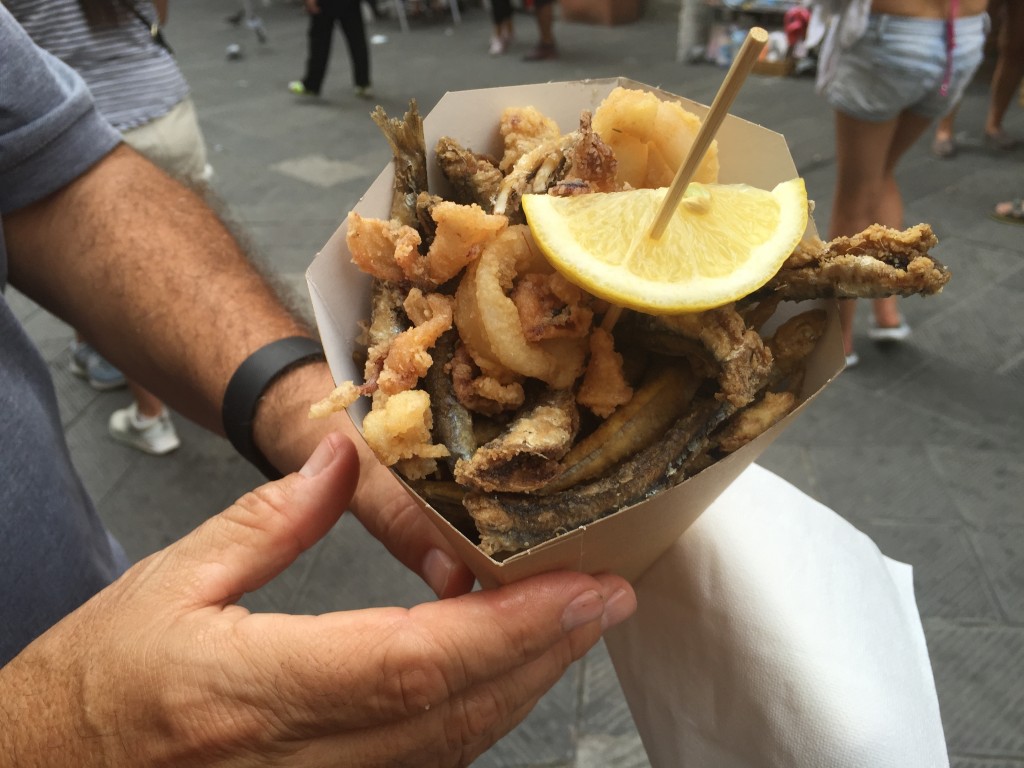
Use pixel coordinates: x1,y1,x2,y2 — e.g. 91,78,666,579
561,590,605,633
300,435,338,477
423,548,455,597
601,588,636,630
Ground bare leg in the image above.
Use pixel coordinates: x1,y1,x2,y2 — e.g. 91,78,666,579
985,0,1024,139
931,105,958,157
523,0,557,60
829,108,932,352
536,2,555,47
130,382,166,419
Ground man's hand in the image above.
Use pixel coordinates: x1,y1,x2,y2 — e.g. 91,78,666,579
0,434,637,767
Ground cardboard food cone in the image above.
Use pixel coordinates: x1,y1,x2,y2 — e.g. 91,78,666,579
307,78,843,588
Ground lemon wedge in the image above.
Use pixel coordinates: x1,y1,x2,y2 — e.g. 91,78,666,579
522,179,808,314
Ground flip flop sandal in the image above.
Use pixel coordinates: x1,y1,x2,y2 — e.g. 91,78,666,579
991,199,1024,226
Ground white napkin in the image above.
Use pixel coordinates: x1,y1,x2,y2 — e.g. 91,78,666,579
604,463,948,768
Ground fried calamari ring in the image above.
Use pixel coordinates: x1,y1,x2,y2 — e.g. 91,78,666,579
454,225,587,389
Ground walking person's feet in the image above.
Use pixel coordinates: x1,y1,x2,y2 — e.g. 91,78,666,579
984,129,1019,151
992,198,1024,225
931,133,956,158
523,41,558,61
69,341,126,391
867,316,911,342
108,403,181,455
288,81,319,97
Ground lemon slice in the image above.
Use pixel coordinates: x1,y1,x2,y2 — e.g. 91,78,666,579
522,179,808,314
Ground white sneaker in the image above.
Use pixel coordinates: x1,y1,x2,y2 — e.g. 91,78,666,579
867,318,911,342
109,403,181,456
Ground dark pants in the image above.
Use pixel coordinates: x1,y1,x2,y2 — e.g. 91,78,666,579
491,0,512,24
302,0,370,93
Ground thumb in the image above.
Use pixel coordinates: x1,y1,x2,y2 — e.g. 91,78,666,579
166,433,360,607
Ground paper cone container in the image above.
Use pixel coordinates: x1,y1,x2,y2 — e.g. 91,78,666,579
307,78,844,589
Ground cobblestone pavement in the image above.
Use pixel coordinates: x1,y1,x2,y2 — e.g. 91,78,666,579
14,1,1024,764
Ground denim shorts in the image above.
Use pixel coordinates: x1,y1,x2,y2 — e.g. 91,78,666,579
824,12,987,122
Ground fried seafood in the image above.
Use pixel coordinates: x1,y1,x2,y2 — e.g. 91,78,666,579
347,202,506,289
424,330,476,471
541,362,701,494
454,225,588,389
714,391,797,454
450,343,525,416
762,224,949,300
592,86,719,190
362,389,449,480
454,389,579,493
376,289,455,396
575,327,633,418
371,103,428,227
492,112,619,220
511,272,594,342
310,279,407,417
466,399,722,556
767,309,827,379
317,93,952,562
649,306,774,409
499,106,561,172
435,137,504,211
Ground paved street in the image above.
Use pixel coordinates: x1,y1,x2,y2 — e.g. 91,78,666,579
13,1,1024,765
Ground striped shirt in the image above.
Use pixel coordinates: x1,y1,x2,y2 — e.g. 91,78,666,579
6,0,189,131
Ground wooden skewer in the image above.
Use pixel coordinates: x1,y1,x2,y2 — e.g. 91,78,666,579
648,26,769,241
601,27,768,333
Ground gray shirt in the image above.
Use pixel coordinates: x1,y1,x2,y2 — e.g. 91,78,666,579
7,0,189,131
1,5,128,666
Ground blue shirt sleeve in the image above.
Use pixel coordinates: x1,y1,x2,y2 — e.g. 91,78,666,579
0,3,121,214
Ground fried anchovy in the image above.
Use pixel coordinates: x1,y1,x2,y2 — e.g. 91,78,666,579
714,391,798,454
408,479,477,538
372,101,428,228
759,223,949,301
454,389,578,493
308,278,408,418
615,320,719,377
646,306,775,410
539,362,700,494
677,309,827,474
425,329,476,473
435,136,504,212
465,398,721,556
767,309,827,378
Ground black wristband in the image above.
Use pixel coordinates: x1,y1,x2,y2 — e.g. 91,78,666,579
222,336,326,480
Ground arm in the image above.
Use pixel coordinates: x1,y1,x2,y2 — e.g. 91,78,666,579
7,144,302,438
4,144,471,596
0,433,637,766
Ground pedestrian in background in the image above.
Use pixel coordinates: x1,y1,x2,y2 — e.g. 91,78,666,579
289,0,372,98
813,0,988,366
523,0,558,61
8,0,213,455
488,0,514,55
932,0,1024,156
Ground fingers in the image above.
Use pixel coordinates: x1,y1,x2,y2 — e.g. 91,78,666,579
281,645,573,767
250,571,636,734
350,459,475,599
165,433,360,607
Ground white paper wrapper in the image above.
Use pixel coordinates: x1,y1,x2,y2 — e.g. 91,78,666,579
605,463,948,768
